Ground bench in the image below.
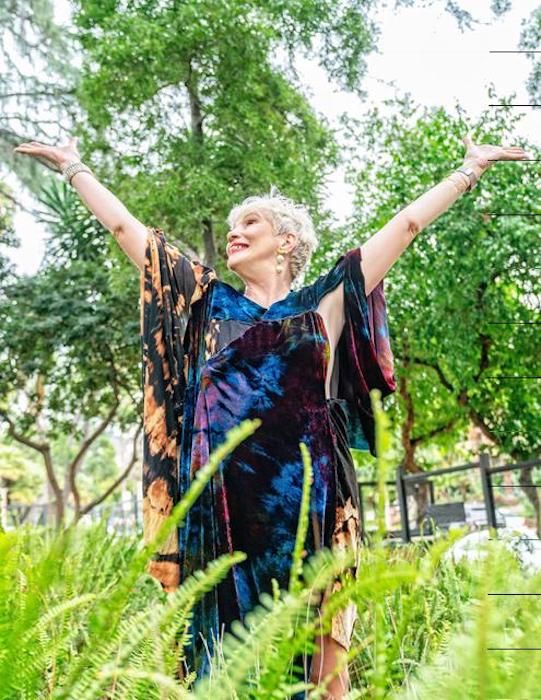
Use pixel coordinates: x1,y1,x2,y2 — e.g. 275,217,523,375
419,501,467,534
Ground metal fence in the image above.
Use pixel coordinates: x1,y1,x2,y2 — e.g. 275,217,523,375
360,452,541,542
3,491,143,535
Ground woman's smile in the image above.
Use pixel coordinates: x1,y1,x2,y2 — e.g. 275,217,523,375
228,242,250,255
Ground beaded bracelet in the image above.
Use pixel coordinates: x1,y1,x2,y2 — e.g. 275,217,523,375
61,160,94,185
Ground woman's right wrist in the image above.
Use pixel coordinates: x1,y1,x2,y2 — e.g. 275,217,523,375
61,159,95,185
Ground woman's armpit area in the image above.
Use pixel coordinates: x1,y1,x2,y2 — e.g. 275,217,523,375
316,281,345,352
316,282,345,397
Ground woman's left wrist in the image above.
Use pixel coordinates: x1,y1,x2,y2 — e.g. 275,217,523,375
463,156,491,178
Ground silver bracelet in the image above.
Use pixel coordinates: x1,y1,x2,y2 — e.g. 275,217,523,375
61,160,94,185
447,170,470,193
455,165,478,192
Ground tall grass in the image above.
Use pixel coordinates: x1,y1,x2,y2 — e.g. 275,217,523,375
1,392,539,698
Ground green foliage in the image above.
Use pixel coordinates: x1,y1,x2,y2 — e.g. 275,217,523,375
0,181,141,436
2,383,540,699
519,5,541,105
0,416,258,699
342,95,541,461
0,442,43,504
395,544,541,699
69,0,351,277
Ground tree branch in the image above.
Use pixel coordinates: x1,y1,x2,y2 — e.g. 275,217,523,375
67,399,119,517
0,411,64,523
79,420,143,517
411,417,460,446
393,351,456,393
0,411,47,452
0,184,35,215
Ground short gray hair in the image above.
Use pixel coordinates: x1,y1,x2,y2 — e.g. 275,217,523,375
226,186,318,285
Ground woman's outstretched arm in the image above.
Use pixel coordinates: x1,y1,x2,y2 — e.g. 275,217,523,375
13,135,147,272
359,134,531,296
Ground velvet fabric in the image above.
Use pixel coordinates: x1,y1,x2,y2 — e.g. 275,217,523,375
139,226,396,680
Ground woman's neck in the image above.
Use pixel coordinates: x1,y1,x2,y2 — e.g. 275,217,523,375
242,277,292,309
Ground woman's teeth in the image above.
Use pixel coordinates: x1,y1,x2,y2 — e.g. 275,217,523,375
230,244,248,253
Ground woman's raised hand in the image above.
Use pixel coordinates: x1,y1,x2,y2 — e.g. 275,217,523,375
462,132,531,172
13,135,81,172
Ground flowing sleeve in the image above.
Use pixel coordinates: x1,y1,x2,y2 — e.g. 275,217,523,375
140,226,216,591
306,246,397,457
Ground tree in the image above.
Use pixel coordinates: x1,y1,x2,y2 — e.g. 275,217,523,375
1,0,521,530
0,182,143,526
342,91,540,523
0,0,80,210
518,5,541,105
2,0,517,277
68,0,515,275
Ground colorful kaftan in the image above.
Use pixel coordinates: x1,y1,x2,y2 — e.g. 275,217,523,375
140,226,396,677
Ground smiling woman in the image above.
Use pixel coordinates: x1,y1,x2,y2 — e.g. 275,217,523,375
13,129,530,697
140,188,397,697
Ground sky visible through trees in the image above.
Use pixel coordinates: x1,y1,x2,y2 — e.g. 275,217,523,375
6,0,541,274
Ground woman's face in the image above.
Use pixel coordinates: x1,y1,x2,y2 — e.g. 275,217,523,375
226,208,290,278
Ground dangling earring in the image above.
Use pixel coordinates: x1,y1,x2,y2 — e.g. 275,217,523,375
276,245,288,274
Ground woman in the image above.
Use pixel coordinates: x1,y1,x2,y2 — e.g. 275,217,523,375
14,134,530,697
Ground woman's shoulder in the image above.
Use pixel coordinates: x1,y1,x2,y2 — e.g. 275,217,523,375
294,247,358,308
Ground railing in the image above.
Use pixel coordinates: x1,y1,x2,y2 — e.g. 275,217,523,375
359,453,541,543
3,492,144,534
397,459,480,542
479,454,541,530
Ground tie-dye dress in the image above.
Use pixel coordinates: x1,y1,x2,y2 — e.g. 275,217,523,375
140,226,396,677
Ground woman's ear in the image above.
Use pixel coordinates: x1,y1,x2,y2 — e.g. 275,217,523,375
285,232,299,253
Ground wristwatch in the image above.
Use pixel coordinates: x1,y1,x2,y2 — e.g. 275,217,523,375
456,165,478,192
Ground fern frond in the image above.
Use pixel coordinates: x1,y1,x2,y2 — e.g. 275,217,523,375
83,418,261,646
370,388,392,546
301,546,355,592
289,441,313,595
193,547,350,700
318,560,418,633
22,594,96,643
192,590,307,699
159,551,247,677
57,552,245,700
97,665,191,698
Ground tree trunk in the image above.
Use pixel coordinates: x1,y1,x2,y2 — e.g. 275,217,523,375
185,58,217,268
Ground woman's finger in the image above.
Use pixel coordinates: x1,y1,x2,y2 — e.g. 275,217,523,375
14,144,50,159
501,152,529,160
16,144,40,152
